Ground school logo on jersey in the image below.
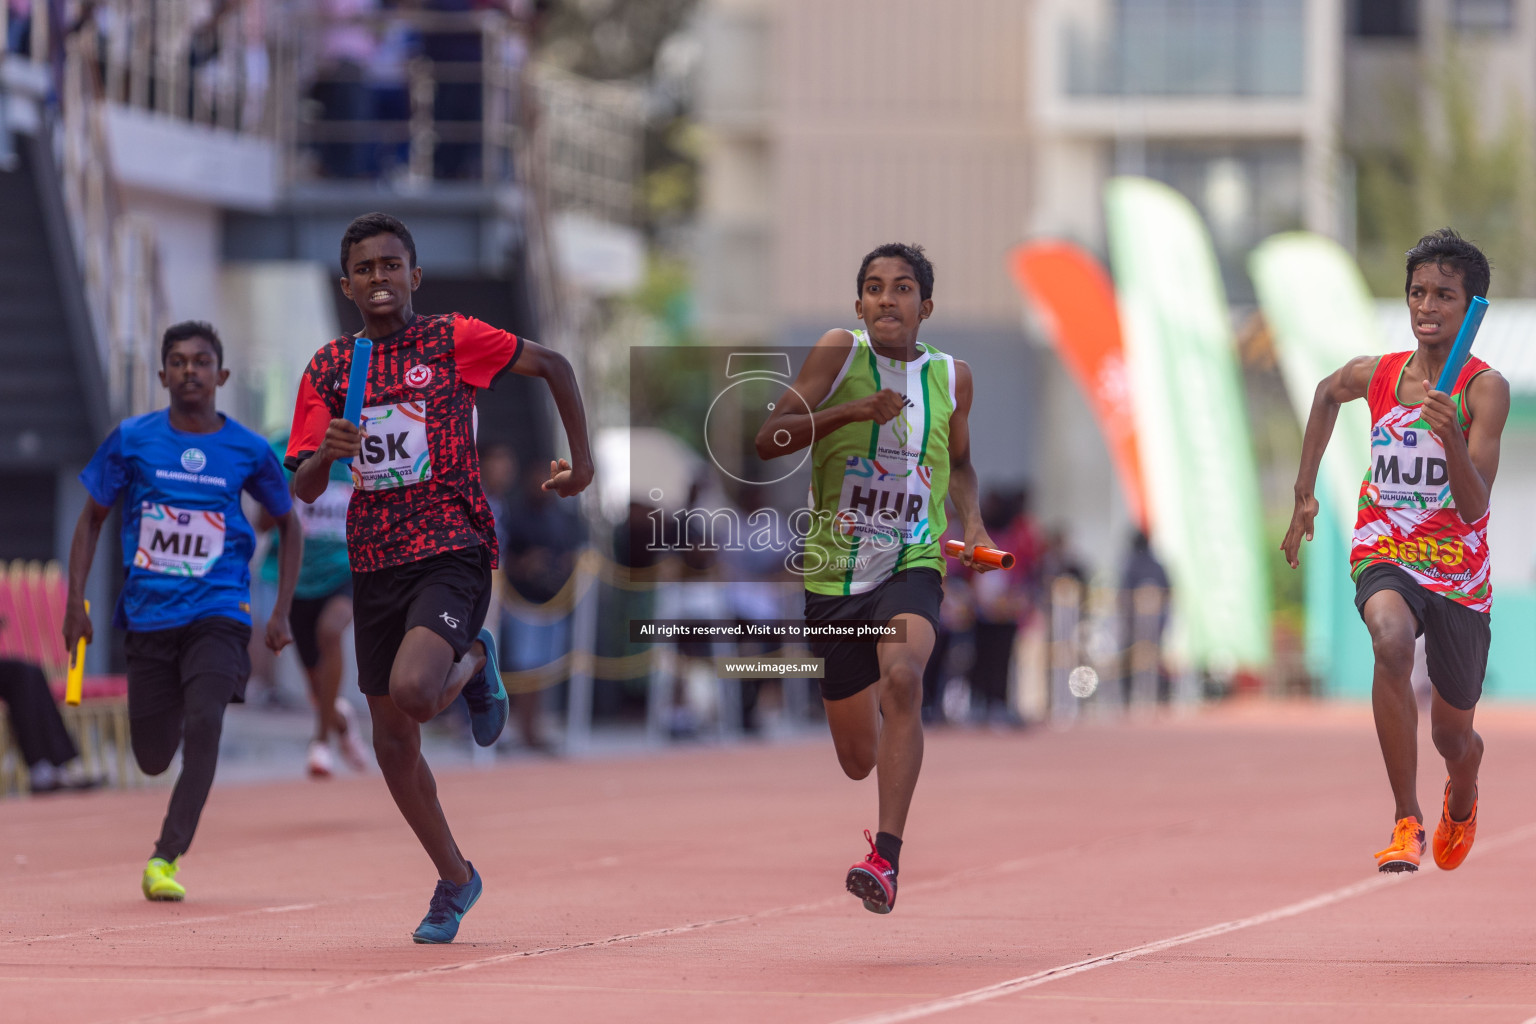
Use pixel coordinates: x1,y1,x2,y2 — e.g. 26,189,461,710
405,364,433,389
180,448,207,473
891,399,914,449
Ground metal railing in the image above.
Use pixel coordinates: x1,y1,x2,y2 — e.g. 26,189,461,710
59,27,167,419
14,3,537,187
529,63,646,226
1,1,51,69
276,7,531,186
90,0,269,133
1045,576,1174,727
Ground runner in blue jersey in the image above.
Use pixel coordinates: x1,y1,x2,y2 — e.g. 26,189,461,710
63,321,303,902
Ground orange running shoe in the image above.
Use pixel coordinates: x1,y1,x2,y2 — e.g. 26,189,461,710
1374,816,1425,872
1432,780,1478,871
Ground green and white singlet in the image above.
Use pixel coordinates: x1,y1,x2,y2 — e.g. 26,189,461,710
803,330,956,596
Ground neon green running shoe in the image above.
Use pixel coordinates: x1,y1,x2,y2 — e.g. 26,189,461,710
142,857,185,901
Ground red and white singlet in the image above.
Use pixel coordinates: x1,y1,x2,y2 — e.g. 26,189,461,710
1350,351,1494,612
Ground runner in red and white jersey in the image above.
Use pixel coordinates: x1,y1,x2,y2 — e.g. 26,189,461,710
1283,229,1509,878
1350,351,1494,612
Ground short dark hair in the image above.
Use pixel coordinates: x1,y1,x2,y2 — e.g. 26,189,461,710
857,242,934,301
340,212,417,275
1405,228,1491,300
161,320,223,367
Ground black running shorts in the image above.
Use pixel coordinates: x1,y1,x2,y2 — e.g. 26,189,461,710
1354,562,1491,710
288,583,354,670
803,568,943,702
125,616,253,710
351,546,492,698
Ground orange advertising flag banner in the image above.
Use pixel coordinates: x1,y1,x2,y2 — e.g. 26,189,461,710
1007,241,1148,529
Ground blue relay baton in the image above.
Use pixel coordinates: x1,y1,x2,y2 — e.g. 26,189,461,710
338,337,373,466
1434,295,1489,394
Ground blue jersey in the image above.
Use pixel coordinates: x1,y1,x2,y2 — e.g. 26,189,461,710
80,410,293,632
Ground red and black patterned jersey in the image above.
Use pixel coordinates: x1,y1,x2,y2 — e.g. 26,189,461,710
286,312,522,573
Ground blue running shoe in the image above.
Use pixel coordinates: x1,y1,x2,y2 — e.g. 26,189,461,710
461,627,507,747
411,862,483,944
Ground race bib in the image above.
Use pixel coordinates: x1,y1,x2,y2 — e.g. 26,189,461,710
355,401,432,491
298,478,352,540
834,456,933,547
1367,423,1451,510
134,502,226,577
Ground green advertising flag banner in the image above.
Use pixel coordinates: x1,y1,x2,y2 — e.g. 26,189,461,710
1249,232,1388,695
1248,232,1387,540
1104,176,1270,670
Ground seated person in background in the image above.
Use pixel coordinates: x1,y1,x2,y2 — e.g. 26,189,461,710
0,651,102,794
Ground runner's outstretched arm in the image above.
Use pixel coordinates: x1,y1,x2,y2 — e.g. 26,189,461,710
267,509,301,654
943,360,997,572
754,329,904,459
510,340,594,497
63,498,112,655
1417,370,1509,523
1282,356,1376,569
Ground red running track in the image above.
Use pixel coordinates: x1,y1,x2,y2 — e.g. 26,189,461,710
4,701,1536,1024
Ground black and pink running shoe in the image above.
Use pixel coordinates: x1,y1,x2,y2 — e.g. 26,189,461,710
845,829,897,914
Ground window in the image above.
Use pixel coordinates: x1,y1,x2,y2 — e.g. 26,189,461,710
1352,0,1417,37
1453,0,1513,31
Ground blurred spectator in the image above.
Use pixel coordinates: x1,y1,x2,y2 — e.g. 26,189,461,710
7,0,32,56
367,1,419,177
421,0,485,179
313,0,379,177
500,446,585,750
236,0,270,130
481,440,515,532
1038,525,1089,678
922,570,972,724
966,489,1037,726
1038,525,1087,588
722,518,786,735
654,483,731,738
1119,529,1171,703
195,0,271,132
0,657,101,793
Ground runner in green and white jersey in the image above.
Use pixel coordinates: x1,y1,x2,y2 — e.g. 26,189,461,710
756,243,999,914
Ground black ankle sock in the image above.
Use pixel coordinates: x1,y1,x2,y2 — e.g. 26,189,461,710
875,832,902,874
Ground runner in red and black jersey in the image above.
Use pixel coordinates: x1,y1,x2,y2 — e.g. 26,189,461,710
287,213,593,943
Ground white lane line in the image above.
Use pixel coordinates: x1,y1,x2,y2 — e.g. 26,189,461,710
834,819,1536,1024
4,851,637,945
102,818,1210,1021
115,896,854,1023
830,874,1410,1024
3,902,326,946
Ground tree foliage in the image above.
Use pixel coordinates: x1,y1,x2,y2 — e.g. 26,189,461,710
540,0,698,81
1354,47,1536,297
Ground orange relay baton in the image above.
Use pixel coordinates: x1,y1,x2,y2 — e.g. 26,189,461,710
65,599,89,706
944,540,1015,570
